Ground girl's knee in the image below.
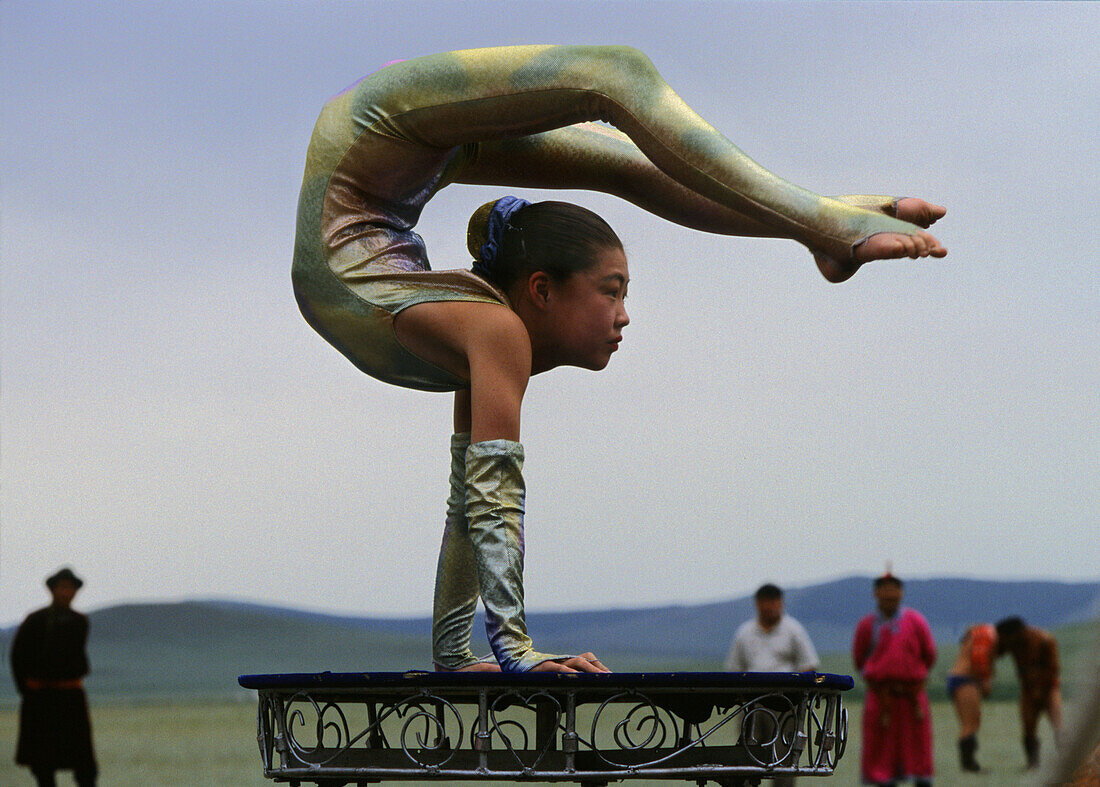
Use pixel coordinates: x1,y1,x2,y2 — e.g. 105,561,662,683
568,44,660,86
600,45,658,80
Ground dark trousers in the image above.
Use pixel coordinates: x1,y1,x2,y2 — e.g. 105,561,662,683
31,767,96,787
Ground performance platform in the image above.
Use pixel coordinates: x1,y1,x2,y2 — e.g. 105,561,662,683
238,670,852,786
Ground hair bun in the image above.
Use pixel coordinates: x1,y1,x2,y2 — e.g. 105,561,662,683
467,200,497,260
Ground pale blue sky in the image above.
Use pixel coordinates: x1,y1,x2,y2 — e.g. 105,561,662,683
2,1,1097,626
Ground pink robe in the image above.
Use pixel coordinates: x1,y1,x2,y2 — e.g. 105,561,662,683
852,608,937,784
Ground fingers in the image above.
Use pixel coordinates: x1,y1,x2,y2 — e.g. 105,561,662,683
562,659,602,673
528,653,612,673
577,652,610,672
529,660,577,673
568,653,611,673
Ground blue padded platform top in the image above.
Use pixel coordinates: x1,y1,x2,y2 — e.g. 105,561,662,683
238,670,854,691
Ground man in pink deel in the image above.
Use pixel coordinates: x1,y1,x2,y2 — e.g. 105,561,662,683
852,573,937,787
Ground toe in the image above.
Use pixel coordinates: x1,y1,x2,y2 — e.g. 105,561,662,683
918,231,947,258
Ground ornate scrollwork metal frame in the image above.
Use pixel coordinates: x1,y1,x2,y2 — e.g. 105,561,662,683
243,671,851,784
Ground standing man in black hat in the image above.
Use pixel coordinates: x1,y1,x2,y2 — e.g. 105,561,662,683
10,567,98,787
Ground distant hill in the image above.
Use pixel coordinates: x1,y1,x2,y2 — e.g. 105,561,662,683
2,577,1096,702
760,576,1100,654
268,576,1099,659
206,576,1100,658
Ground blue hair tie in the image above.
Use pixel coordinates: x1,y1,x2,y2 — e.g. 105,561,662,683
473,196,530,279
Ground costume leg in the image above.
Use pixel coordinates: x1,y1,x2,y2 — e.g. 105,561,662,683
378,45,922,262
432,433,495,669
464,439,568,672
461,121,902,240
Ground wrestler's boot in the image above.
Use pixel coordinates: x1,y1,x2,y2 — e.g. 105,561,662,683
464,439,568,672
431,433,495,670
959,734,981,772
1024,734,1041,769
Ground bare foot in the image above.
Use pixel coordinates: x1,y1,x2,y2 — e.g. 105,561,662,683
815,199,948,283
815,230,946,283
435,661,502,673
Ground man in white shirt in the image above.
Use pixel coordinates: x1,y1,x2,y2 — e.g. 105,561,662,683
726,583,819,672
725,583,819,787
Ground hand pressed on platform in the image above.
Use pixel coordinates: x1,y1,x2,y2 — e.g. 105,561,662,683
530,652,610,673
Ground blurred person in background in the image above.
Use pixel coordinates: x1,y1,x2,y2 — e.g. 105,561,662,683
996,615,1063,769
725,583,819,674
852,573,936,787
726,583,818,787
947,621,998,772
10,567,98,787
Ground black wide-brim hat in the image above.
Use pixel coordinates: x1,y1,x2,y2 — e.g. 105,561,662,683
46,567,84,590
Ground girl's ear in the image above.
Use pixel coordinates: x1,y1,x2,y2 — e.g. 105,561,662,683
526,271,552,310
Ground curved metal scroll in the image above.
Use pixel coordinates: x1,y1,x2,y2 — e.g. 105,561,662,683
248,673,852,782
469,690,563,772
280,691,465,769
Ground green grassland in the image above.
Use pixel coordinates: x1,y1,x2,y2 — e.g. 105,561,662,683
0,698,1062,786
1,619,1091,785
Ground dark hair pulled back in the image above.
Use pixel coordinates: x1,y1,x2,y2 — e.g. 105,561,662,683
467,198,622,292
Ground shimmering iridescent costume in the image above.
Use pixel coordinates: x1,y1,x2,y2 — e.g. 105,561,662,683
291,45,919,671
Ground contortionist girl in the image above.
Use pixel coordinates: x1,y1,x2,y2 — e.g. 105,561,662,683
291,45,947,673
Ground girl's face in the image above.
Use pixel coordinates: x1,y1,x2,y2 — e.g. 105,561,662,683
542,246,630,371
